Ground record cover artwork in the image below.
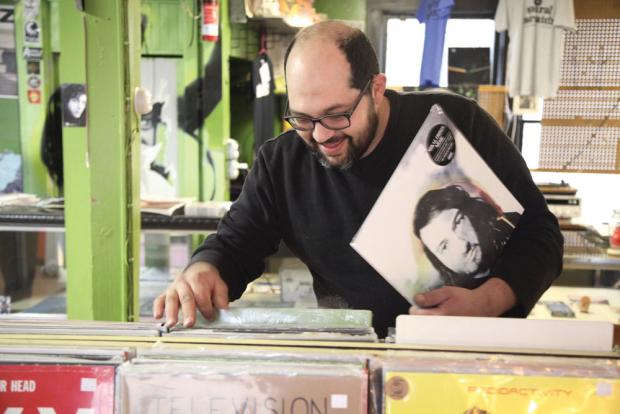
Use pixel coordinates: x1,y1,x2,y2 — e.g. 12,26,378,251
0,364,115,413
351,104,523,304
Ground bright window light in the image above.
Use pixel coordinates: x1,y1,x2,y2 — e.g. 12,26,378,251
386,18,496,88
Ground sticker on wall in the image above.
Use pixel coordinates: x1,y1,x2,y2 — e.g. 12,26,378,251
27,74,41,89
23,46,42,60
61,83,87,127
24,0,40,8
26,60,40,74
27,88,41,104
24,20,40,43
0,6,14,23
23,0,40,20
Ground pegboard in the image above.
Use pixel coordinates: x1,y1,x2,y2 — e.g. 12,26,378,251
539,125,619,171
543,89,620,121
478,85,507,128
560,20,620,88
538,19,620,172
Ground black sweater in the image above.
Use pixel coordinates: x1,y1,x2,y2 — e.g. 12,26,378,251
191,90,564,338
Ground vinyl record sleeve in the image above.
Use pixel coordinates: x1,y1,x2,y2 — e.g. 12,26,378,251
384,371,620,414
119,361,368,414
0,364,115,413
351,104,523,303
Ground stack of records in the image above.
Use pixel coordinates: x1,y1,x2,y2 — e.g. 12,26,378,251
0,343,133,364
0,344,133,413
163,307,378,342
0,316,163,337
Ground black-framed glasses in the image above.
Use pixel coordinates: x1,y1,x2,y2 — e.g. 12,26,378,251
283,78,373,132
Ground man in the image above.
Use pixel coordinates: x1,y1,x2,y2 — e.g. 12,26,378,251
153,21,563,338
413,185,520,289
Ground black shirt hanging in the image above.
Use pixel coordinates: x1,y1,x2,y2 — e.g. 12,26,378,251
252,51,275,153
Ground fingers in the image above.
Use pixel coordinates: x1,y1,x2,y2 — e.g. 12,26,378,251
213,278,229,310
409,305,446,316
175,280,198,327
414,287,453,308
187,272,214,321
152,293,165,319
152,262,230,328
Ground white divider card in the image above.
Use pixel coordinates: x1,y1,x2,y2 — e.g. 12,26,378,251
395,315,614,352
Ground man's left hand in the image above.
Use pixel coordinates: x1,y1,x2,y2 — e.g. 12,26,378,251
409,277,517,316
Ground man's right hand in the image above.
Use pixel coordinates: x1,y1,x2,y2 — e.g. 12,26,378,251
152,261,229,328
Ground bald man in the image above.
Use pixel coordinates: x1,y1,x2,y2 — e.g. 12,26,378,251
154,21,563,337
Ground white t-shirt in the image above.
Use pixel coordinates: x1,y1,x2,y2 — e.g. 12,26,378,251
495,0,576,98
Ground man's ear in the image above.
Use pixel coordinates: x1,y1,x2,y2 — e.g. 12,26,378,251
371,73,387,109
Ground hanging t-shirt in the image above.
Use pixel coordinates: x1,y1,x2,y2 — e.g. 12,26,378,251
417,0,455,87
495,0,576,98
252,52,275,153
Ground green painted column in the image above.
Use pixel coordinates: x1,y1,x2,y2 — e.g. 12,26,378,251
61,0,141,321
58,0,92,320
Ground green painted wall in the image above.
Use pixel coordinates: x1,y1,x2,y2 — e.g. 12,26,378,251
141,0,183,56
0,100,20,153
314,0,366,25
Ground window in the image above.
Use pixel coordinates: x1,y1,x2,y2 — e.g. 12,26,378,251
520,102,545,169
385,18,496,88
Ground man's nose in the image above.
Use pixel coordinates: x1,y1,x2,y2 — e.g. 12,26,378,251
312,121,336,143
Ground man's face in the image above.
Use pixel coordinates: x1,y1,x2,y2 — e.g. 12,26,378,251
285,41,379,169
68,93,87,118
419,208,482,275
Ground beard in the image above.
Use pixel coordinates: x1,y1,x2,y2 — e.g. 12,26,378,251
306,98,379,170
462,203,502,276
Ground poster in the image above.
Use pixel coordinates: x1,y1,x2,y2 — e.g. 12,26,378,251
61,83,87,127
0,5,17,98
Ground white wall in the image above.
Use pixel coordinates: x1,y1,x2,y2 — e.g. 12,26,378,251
531,171,620,228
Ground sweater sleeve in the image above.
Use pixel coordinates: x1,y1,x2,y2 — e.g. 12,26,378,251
470,104,564,317
188,147,282,300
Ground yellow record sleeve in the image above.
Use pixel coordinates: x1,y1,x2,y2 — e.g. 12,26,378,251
384,371,620,414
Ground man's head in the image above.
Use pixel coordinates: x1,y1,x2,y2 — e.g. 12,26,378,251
283,21,387,169
413,185,501,281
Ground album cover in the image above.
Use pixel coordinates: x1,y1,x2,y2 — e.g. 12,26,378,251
0,364,116,413
351,104,523,304
119,361,368,414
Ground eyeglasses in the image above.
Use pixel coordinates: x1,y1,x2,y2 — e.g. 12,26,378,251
283,78,372,132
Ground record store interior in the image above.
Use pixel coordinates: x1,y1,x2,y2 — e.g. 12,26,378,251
1,0,620,412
